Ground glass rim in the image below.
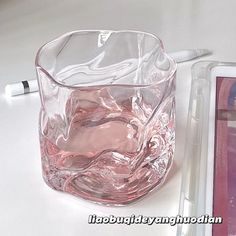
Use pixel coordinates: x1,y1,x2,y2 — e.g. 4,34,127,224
35,29,177,89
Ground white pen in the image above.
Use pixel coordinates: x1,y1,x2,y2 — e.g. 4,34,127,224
5,49,211,97
168,49,211,63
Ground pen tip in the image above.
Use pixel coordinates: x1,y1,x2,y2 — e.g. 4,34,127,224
196,49,212,57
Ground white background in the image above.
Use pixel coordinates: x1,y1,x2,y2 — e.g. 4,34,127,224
0,0,236,235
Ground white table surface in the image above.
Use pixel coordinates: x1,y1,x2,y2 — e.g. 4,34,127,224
0,0,236,235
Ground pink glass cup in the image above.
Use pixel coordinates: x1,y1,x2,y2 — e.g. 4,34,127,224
35,30,176,205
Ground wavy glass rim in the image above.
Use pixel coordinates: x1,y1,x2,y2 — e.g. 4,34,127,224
35,30,177,89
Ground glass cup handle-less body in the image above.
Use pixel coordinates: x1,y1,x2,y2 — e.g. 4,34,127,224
36,30,176,205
